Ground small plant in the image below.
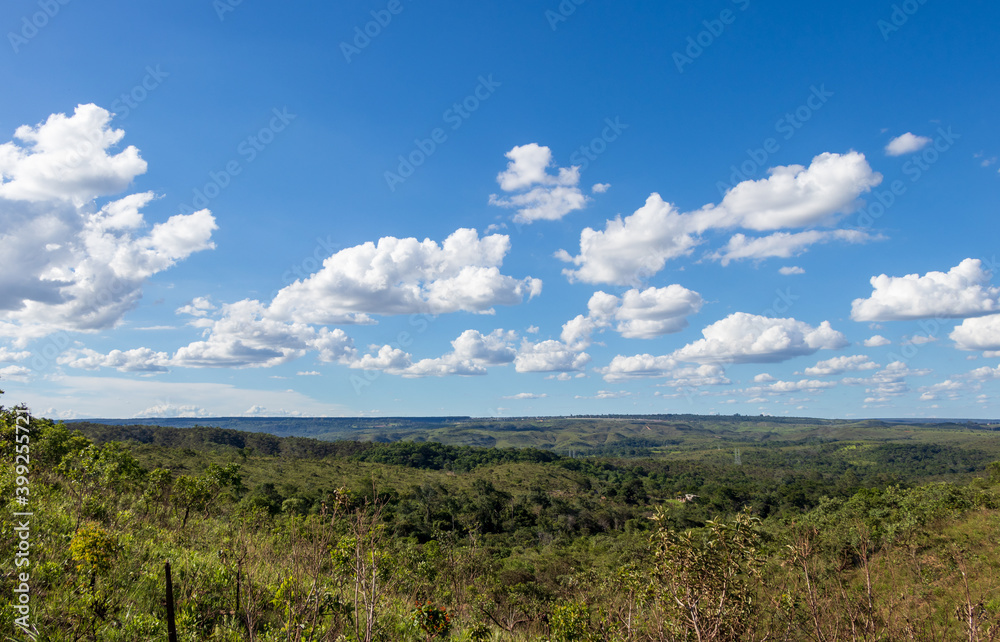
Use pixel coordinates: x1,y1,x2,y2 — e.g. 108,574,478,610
549,601,592,642
410,602,452,640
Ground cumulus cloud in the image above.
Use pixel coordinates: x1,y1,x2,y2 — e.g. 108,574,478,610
885,133,932,156
176,296,216,317
488,144,588,223
856,361,932,404
515,339,591,373
558,152,881,285
599,353,677,381
713,152,882,230
557,194,699,285
780,266,805,275
576,390,632,400
0,365,31,382
864,335,891,347
135,403,209,418
350,329,517,378
803,355,879,376
503,392,548,400
757,379,837,394
711,229,875,265
851,259,1000,322
561,286,703,347
173,300,355,368
664,364,730,388
268,228,541,324
965,365,1000,381
0,105,216,344
0,347,30,362
612,285,704,338
351,345,412,373
399,329,517,377
0,104,147,204
671,313,848,365
951,314,1000,352
918,379,969,402
59,347,171,373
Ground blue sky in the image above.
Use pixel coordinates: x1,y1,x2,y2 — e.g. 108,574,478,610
2,0,999,419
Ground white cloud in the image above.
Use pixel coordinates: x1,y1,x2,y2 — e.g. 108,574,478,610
664,364,730,388
713,152,882,230
851,259,1000,322
18,375,351,418
885,133,932,156
515,339,591,373
137,403,210,418
905,334,938,345
503,392,548,400
172,300,355,368
780,266,805,275
557,193,700,285
599,353,677,381
671,313,848,365
489,144,588,223
0,105,217,344
711,229,875,265
965,365,1000,381
399,329,517,377
918,379,970,402
576,390,632,400
803,355,879,376
561,286,703,347
558,152,881,285
759,379,837,394
864,335,891,347
591,183,610,194
951,314,1000,352
59,347,171,373
857,360,933,403
613,285,703,338
0,104,147,204
268,228,541,324
0,365,31,382
297,371,321,376
0,347,30,362
351,345,412,373
350,329,517,378
754,373,776,383
176,296,216,317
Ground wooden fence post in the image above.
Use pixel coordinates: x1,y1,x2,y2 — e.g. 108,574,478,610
166,561,178,642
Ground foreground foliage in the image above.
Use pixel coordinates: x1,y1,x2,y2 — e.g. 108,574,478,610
2,399,999,640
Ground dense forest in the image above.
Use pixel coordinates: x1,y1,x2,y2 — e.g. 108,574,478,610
3,396,1000,640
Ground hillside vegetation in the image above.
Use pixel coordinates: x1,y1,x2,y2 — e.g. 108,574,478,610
3,399,1000,640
